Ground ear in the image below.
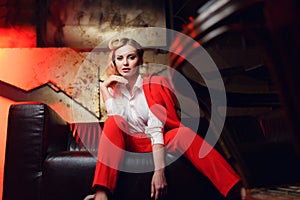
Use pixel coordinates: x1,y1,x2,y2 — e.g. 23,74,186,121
139,58,144,66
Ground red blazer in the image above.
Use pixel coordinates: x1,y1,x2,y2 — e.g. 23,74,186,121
143,75,181,131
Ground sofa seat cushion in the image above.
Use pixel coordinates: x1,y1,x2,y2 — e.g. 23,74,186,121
41,150,225,200
115,153,226,200
42,151,96,200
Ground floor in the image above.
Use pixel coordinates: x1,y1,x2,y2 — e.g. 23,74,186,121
247,185,300,200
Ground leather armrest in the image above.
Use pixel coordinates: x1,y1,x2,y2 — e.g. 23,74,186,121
3,102,69,200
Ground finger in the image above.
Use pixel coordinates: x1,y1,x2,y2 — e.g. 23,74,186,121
117,77,128,84
155,188,160,200
113,75,128,84
151,184,154,198
157,186,167,199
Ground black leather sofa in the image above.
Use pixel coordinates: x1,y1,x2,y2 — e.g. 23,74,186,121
3,102,226,200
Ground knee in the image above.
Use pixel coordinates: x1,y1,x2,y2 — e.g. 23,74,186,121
165,126,197,148
103,115,129,134
166,126,195,140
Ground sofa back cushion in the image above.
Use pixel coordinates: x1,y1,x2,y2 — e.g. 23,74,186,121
68,122,103,152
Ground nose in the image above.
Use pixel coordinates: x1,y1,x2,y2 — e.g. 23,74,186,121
122,58,129,65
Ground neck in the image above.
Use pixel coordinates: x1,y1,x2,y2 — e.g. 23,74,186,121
125,73,139,93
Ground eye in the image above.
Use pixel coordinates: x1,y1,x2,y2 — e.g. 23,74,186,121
128,55,137,60
116,56,123,61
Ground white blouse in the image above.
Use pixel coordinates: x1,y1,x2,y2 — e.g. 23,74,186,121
104,75,164,145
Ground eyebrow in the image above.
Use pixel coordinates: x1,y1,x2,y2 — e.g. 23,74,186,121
116,51,137,57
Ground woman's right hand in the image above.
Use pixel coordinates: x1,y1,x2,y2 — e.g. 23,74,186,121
101,75,128,89
100,75,128,102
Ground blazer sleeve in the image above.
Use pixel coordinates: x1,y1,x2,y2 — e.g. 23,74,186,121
143,75,181,131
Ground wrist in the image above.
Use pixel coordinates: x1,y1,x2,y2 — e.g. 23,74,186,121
154,167,165,173
100,85,109,94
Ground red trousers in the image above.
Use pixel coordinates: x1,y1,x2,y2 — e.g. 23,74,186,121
92,115,240,197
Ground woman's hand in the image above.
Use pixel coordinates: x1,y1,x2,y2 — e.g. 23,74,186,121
101,75,128,89
151,144,167,200
151,168,167,200
100,75,128,102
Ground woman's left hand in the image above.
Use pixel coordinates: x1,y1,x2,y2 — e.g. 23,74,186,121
151,168,167,200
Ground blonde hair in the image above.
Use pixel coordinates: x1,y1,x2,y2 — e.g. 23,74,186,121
105,38,144,77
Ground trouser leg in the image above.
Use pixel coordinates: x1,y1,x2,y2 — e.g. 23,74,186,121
92,115,152,193
92,115,128,193
164,126,240,197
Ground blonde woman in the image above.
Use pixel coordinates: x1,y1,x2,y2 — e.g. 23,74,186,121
91,38,246,200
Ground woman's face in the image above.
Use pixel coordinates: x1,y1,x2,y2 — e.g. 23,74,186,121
114,44,140,78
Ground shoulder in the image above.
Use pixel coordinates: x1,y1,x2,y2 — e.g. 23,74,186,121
143,75,172,87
